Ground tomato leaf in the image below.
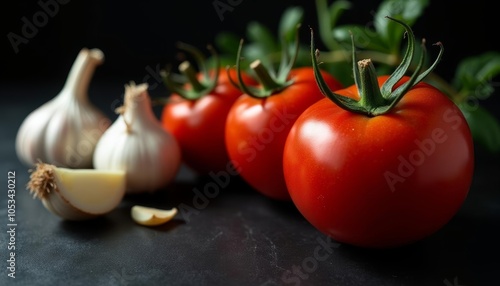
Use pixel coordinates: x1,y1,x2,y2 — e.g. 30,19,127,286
246,21,278,55
332,24,389,52
460,105,500,153
330,0,428,54
327,0,351,27
315,0,351,51
214,32,242,56
373,0,429,52
278,6,304,43
242,42,274,70
453,52,500,100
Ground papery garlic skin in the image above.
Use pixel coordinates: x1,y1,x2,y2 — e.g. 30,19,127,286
93,83,182,194
15,48,110,168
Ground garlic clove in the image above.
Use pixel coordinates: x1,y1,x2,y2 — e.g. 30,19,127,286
131,206,178,226
26,162,126,220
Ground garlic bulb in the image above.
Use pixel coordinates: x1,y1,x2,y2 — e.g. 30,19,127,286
15,48,110,168
93,82,181,194
27,162,126,221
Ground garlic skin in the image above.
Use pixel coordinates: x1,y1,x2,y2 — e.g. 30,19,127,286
27,162,126,221
93,82,182,194
15,48,110,168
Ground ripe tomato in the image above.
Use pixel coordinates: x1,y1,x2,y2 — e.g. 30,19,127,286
161,67,256,175
283,73,474,248
225,66,343,200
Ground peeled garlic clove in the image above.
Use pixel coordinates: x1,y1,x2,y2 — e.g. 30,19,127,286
131,206,178,226
26,162,126,221
15,48,110,168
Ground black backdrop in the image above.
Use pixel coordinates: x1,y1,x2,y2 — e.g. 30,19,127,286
1,0,500,114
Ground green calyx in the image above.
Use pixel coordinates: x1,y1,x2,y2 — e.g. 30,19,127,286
161,42,220,101
227,24,302,98
312,16,444,117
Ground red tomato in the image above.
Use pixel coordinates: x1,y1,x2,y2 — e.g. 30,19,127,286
283,75,474,248
161,68,256,175
225,67,343,201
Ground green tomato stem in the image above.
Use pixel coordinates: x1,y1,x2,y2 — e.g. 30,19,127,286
228,24,301,98
311,46,367,115
317,50,461,104
357,59,387,112
311,16,444,117
179,61,205,92
250,60,283,91
161,44,220,101
318,50,400,67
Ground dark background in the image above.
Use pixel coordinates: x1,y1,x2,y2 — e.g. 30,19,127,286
1,0,500,108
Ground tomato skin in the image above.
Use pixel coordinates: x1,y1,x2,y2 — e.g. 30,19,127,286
225,67,343,201
161,68,256,175
283,76,474,248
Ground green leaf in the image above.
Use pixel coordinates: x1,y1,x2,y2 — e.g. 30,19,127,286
460,105,500,154
332,25,389,53
453,52,500,99
214,32,242,56
278,6,304,43
315,0,351,51
294,45,315,68
374,0,429,52
328,0,351,27
246,21,278,54
242,43,275,70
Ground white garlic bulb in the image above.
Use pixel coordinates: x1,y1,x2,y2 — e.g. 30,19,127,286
15,48,110,168
93,82,182,194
